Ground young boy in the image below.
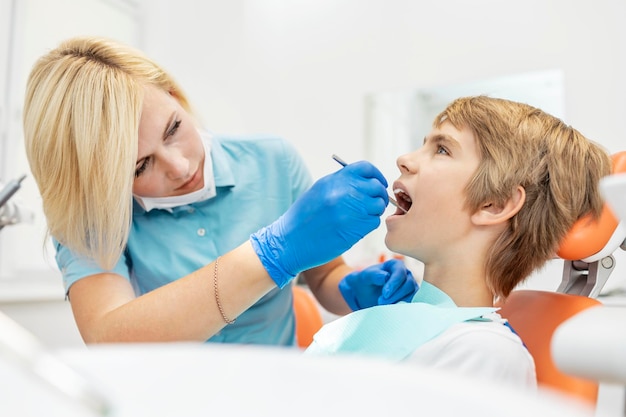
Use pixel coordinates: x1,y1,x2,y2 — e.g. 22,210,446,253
306,96,612,389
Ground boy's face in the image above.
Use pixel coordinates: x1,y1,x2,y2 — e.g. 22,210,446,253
385,121,481,262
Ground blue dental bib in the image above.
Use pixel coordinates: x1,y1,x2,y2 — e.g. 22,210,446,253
305,281,497,361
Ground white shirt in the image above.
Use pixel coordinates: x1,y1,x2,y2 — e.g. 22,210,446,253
406,312,537,390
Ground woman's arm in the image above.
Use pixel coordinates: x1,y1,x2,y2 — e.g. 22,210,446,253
69,241,274,343
301,259,353,316
69,160,391,343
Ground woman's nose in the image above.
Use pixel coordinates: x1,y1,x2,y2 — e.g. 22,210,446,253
162,151,190,180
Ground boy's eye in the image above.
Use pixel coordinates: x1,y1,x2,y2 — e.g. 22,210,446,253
436,145,449,155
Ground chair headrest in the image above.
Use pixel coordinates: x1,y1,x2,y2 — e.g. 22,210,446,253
557,151,626,262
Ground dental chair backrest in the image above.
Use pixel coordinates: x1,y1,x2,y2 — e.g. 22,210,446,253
499,151,626,405
499,290,601,403
555,151,626,297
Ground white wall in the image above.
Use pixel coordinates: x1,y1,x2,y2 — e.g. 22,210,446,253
143,0,626,169
141,0,626,290
2,0,626,348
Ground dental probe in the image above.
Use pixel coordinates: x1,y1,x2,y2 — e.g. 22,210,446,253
331,154,407,213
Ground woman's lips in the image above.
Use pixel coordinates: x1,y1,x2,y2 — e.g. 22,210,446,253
176,167,202,193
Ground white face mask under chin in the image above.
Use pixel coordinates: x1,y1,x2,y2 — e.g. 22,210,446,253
133,134,217,212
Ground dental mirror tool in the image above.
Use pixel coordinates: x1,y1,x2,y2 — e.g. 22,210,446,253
332,154,407,213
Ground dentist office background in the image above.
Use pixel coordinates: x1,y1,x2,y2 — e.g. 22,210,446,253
0,0,624,351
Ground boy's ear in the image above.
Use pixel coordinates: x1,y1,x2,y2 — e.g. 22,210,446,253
471,186,525,226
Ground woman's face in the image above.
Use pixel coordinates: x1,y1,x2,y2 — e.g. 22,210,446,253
133,85,204,198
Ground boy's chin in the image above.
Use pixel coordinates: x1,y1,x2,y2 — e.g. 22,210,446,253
384,238,401,255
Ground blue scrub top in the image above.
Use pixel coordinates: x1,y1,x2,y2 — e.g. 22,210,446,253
56,134,313,346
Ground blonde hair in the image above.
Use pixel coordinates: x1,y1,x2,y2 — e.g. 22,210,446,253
23,37,193,269
435,96,612,299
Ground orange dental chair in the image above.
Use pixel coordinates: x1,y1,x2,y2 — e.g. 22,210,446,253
500,151,626,405
293,284,324,348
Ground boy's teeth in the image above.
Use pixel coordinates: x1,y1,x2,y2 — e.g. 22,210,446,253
393,189,412,202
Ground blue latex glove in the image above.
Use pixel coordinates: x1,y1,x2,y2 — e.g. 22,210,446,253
339,259,418,311
250,161,389,288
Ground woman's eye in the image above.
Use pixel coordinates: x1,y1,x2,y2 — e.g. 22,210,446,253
135,158,150,178
167,120,181,137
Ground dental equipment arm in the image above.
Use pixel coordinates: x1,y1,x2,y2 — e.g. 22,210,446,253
0,175,34,230
0,312,112,415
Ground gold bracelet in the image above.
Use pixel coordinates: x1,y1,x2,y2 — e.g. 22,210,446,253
214,256,236,325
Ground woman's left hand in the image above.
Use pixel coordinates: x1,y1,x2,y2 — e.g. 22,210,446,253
338,259,419,311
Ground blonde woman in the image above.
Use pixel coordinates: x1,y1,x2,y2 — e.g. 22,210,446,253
23,37,417,344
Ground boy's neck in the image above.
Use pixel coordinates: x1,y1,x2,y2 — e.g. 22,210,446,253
419,232,498,307
422,271,494,307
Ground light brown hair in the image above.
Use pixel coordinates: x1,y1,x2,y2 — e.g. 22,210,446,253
435,96,611,299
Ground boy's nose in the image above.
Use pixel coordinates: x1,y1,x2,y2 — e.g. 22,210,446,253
397,151,418,173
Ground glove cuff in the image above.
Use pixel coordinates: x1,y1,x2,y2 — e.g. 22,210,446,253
338,279,360,311
249,226,296,289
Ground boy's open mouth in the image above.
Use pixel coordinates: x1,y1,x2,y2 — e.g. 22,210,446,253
393,189,412,213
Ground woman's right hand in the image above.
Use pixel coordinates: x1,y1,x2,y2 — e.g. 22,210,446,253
250,161,389,288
